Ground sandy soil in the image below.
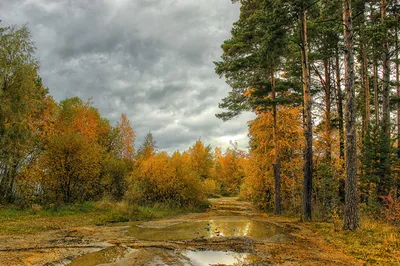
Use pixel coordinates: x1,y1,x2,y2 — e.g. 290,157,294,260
0,198,362,265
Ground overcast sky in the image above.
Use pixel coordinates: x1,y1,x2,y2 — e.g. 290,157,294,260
0,0,255,152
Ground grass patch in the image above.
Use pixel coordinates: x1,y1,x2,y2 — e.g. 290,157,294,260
133,202,209,221
308,216,400,264
0,200,209,235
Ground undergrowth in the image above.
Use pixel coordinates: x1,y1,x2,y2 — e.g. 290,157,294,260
309,215,400,264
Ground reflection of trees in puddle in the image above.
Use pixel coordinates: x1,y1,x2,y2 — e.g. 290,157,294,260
208,219,251,237
207,219,278,239
125,218,283,241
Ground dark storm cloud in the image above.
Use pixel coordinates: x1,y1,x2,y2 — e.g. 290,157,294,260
0,0,254,151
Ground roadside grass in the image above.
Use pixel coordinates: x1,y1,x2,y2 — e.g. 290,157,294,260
308,216,400,265
0,200,209,235
259,208,400,264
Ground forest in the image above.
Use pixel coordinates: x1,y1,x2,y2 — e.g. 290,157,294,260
0,0,400,264
1,0,400,228
215,0,400,230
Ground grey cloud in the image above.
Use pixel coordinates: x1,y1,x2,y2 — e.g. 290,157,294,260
0,0,252,152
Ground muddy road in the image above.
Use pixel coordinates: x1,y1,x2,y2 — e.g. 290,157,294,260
0,198,359,265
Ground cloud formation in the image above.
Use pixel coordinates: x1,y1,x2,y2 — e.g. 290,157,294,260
0,0,255,152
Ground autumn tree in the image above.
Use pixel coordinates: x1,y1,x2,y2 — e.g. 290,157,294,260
342,0,358,231
215,0,301,214
188,139,214,181
128,143,205,207
116,113,135,161
0,25,53,203
40,134,102,203
241,106,304,212
137,132,156,160
32,98,109,204
215,143,246,196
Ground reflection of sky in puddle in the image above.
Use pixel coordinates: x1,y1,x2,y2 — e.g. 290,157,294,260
68,247,262,266
183,250,260,266
126,218,285,241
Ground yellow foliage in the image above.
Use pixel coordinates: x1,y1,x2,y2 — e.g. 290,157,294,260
242,106,304,212
202,179,220,197
128,150,205,207
215,144,246,196
188,139,214,180
39,134,102,203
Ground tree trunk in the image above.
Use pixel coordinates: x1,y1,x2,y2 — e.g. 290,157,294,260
373,57,379,124
336,51,345,162
380,0,391,196
324,59,332,162
381,0,390,136
396,16,400,156
301,9,313,222
271,72,282,215
364,52,371,131
360,40,370,138
342,0,359,231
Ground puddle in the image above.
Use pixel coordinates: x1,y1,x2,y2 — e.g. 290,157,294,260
182,250,261,266
67,246,131,266
67,247,261,266
125,218,286,241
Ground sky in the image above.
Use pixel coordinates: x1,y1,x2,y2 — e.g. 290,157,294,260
0,0,255,152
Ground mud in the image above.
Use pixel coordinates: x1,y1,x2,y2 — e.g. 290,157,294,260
0,198,361,265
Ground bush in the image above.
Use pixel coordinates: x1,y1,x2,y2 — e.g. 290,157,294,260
381,193,400,224
126,151,206,208
202,179,220,197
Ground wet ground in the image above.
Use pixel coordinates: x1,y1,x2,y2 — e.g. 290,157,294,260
0,198,360,265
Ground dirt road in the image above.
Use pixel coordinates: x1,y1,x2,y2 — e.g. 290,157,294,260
0,198,360,265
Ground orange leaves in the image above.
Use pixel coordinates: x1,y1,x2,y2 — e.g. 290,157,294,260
70,107,100,141
243,87,256,98
129,149,205,207
215,144,246,196
249,106,303,158
242,106,304,211
18,96,138,204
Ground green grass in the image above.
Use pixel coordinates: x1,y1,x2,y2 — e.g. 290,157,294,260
134,203,208,220
0,200,209,235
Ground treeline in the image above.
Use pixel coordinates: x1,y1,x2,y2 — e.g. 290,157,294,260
0,26,140,205
216,0,400,229
0,25,248,208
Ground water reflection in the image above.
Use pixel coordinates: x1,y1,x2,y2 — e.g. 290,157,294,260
126,218,285,241
183,250,261,266
67,246,129,266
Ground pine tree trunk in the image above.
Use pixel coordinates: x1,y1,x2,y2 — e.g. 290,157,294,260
301,9,313,222
381,0,390,136
324,59,332,162
342,0,359,231
380,0,391,196
336,51,345,161
396,18,400,156
364,53,371,130
271,73,282,215
373,57,379,124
